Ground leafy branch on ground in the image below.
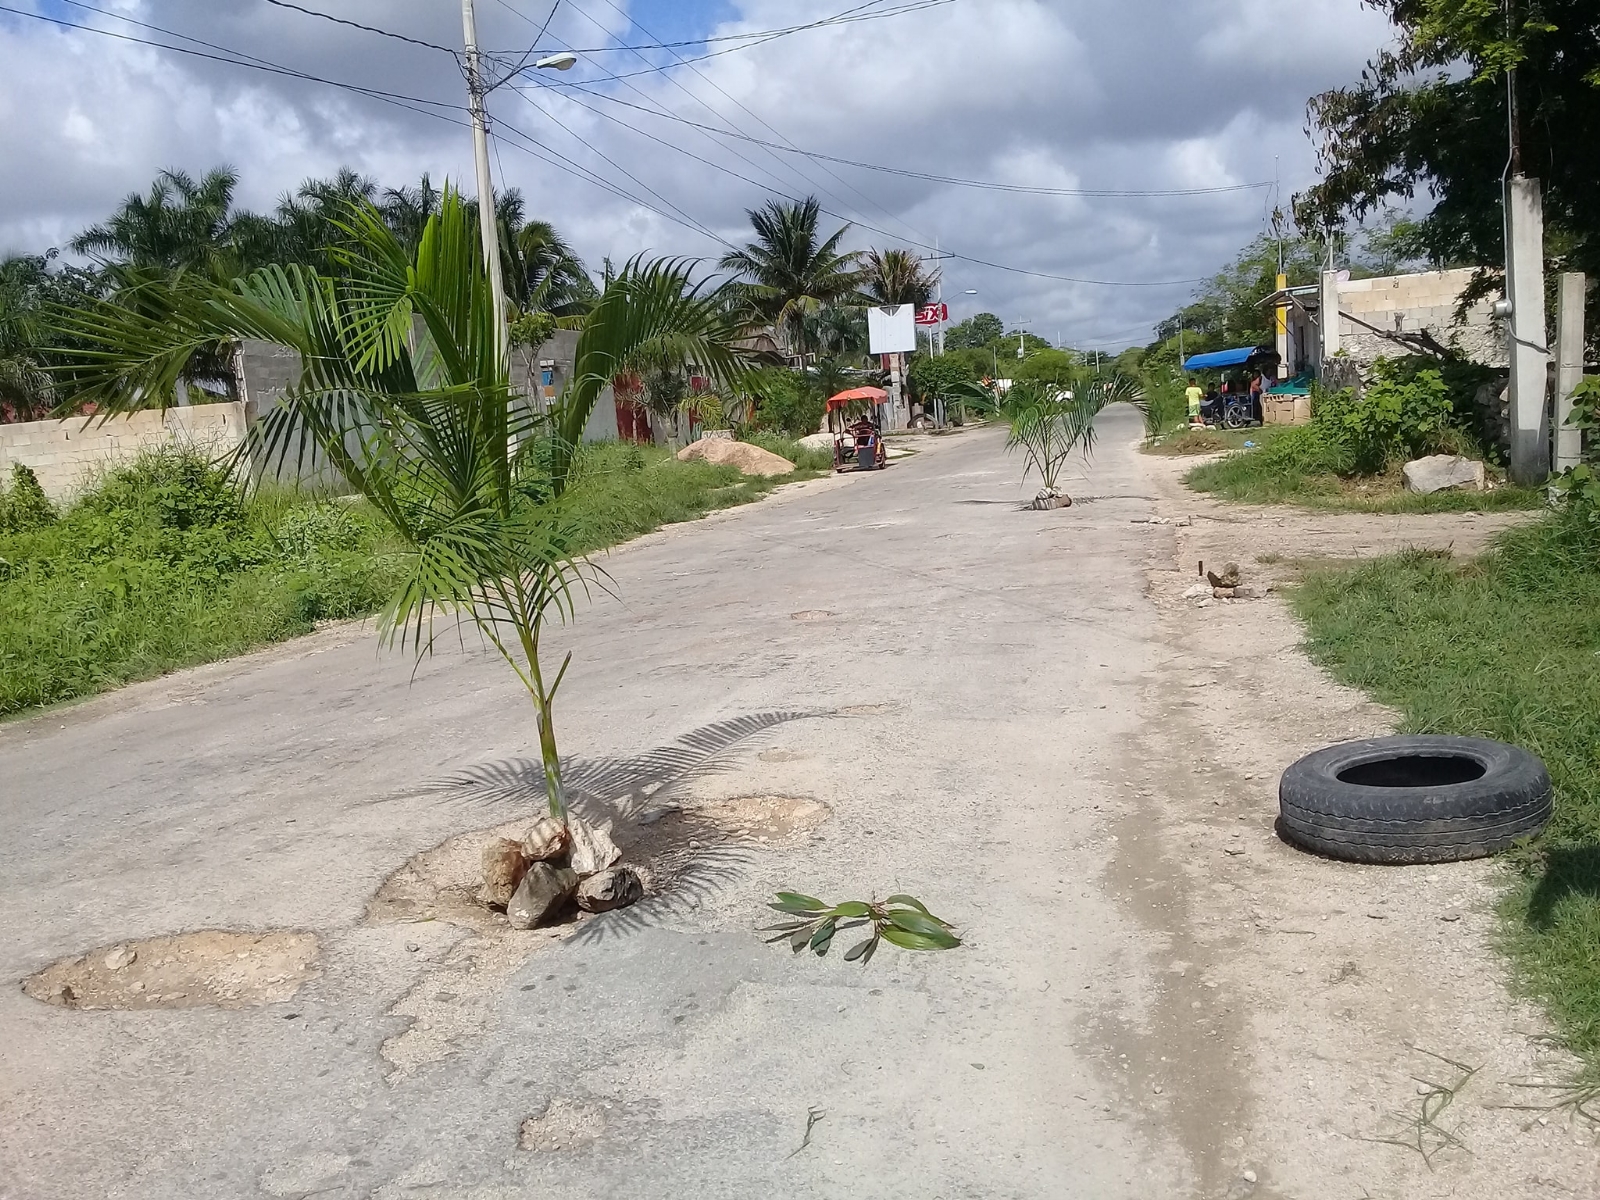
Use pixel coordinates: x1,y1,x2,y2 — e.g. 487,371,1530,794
762,891,960,963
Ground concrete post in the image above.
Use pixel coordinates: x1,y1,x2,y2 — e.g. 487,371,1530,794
1553,272,1586,475
1507,175,1550,483
1318,270,1341,366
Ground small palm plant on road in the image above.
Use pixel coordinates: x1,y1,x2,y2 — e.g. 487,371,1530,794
59,190,747,822
1005,375,1144,508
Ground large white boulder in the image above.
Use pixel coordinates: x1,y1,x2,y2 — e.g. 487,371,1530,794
1402,455,1485,494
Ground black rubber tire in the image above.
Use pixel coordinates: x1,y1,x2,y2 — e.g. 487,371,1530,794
1278,735,1551,865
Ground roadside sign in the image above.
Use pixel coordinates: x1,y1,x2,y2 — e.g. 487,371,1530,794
867,305,917,354
915,303,948,326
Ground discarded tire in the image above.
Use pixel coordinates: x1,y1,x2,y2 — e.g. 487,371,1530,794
1278,735,1551,865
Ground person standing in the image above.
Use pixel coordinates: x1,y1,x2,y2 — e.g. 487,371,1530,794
1185,377,1204,427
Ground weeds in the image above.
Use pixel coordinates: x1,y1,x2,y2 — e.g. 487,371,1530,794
0,442,807,718
1360,1046,1479,1168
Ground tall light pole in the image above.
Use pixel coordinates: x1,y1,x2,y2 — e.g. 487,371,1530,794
459,0,575,363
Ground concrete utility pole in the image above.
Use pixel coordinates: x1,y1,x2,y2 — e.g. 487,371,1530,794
1554,272,1587,475
1318,269,1341,364
1506,175,1549,484
460,0,508,365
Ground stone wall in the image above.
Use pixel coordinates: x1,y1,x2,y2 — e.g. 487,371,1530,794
0,404,248,500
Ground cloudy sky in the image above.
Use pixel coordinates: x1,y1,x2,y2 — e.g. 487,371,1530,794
0,0,1397,348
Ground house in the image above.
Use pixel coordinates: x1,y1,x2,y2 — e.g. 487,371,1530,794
1266,267,1505,380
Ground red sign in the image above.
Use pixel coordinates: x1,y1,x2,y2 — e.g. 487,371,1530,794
915,303,948,326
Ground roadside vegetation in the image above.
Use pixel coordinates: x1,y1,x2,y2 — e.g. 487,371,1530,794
0,441,815,720
1181,359,1543,513
1293,507,1600,1065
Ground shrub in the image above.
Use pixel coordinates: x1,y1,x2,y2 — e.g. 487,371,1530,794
1142,377,1188,436
1,463,56,533
748,367,825,438
1313,360,1457,473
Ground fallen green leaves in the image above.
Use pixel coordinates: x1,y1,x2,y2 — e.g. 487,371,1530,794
762,892,960,964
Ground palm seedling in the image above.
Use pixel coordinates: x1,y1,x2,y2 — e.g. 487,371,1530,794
56,189,748,822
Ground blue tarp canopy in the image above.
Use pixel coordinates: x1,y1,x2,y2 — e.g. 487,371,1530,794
1182,347,1257,371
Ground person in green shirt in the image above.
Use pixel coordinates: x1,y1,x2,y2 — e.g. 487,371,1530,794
1185,378,1204,426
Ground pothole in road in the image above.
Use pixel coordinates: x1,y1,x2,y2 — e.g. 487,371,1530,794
23,930,319,1011
518,1097,607,1152
367,795,831,1077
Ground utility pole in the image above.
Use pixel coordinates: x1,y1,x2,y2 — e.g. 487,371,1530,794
460,0,508,365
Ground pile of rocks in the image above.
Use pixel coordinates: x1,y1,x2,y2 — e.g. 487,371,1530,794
479,816,644,930
1183,561,1273,605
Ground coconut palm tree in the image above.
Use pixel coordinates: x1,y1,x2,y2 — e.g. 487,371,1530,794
55,189,749,821
1005,375,1145,505
495,191,597,319
718,197,865,354
863,247,938,307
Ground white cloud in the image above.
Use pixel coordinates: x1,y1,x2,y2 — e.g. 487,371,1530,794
0,0,1395,345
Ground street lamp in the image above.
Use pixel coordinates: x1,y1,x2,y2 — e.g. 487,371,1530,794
534,52,578,70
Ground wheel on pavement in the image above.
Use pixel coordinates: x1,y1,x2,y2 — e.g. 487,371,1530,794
1277,735,1551,865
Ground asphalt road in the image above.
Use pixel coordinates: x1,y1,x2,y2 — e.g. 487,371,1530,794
2,408,1232,1198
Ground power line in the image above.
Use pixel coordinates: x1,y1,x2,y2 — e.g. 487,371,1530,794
489,0,562,92
258,0,458,57
534,81,1273,199
483,0,944,56
584,0,936,248
510,82,1203,288
1,3,463,114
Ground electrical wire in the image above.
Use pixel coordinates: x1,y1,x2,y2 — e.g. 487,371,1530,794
483,0,943,56
530,80,1273,199
258,0,457,56
508,82,1203,287
581,0,936,248
1,3,463,114
490,0,562,92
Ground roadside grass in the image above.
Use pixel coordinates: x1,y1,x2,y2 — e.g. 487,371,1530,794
1292,515,1600,1067
1143,427,1265,456
0,441,816,719
1184,424,1543,513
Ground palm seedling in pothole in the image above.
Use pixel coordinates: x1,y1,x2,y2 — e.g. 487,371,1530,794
1004,375,1145,509
763,892,961,963
62,189,750,928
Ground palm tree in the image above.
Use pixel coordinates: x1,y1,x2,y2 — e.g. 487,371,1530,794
56,189,749,821
718,197,864,354
72,167,250,279
494,190,597,319
863,248,938,307
0,255,55,421
256,169,381,274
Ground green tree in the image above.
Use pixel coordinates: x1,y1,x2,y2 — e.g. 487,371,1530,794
719,197,865,353
1013,348,1082,387
862,248,938,306
944,312,1003,350
73,167,257,279
56,190,749,822
1297,0,1600,294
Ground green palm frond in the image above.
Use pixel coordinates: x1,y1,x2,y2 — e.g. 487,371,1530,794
52,188,751,821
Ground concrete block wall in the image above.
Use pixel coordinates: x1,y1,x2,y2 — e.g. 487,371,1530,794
1335,268,1505,368
0,404,248,501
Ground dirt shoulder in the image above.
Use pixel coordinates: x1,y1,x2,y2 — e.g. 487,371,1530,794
1121,444,1594,1198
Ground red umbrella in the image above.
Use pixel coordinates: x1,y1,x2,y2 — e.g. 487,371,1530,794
825,386,888,413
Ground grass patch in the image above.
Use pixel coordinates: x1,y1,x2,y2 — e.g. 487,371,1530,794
0,441,812,719
1184,424,1543,513
1292,515,1600,1067
1143,427,1264,456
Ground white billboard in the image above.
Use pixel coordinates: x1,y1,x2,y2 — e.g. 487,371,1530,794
867,304,917,355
